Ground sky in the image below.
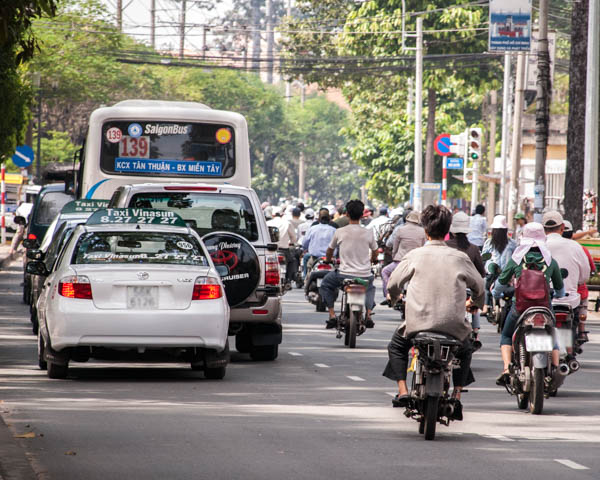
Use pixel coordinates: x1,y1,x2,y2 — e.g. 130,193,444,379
100,0,234,52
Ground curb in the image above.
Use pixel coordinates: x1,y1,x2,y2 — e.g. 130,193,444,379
0,415,38,480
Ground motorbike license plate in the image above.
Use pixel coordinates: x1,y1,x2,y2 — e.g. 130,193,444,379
127,286,158,310
377,253,384,261
556,328,573,354
525,332,553,352
347,292,366,306
316,278,322,287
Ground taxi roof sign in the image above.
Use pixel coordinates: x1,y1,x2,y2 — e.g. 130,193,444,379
86,208,187,227
61,199,110,215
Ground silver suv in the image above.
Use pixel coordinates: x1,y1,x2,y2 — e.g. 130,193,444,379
108,183,282,360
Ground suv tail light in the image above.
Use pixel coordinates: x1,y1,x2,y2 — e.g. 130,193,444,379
192,277,222,300
28,233,37,240
266,254,280,285
59,275,92,299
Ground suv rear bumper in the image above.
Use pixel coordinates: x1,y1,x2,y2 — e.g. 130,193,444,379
230,295,282,325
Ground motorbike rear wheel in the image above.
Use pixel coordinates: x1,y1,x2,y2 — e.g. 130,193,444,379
423,396,439,441
529,367,544,414
346,311,358,349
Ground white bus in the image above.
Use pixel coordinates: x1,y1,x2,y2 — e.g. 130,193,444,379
76,100,251,199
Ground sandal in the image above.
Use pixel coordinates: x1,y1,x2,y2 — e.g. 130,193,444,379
392,394,410,408
495,370,510,386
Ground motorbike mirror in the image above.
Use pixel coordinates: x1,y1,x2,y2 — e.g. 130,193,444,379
26,261,48,277
560,268,569,279
481,252,492,262
13,215,27,226
26,249,44,261
268,226,280,243
22,238,40,250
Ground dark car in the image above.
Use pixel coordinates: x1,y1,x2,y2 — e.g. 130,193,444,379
20,184,73,304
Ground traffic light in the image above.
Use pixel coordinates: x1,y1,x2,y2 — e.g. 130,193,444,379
468,128,482,163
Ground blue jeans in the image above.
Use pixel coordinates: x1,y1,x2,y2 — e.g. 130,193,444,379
319,270,376,311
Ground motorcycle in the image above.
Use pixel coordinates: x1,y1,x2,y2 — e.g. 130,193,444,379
552,297,581,375
334,277,369,348
277,250,291,292
403,332,464,441
465,289,482,352
503,306,567,414
486,262,513,334
305,257,335,312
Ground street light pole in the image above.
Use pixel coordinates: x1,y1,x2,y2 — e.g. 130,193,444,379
33,72,42,182
584,0,599,205
413,17,423,212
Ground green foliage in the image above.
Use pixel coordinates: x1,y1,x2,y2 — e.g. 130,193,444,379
36,130,78,165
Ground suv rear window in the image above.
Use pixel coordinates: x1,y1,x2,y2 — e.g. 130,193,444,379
128,192,259,241
34,191,73,225
73,232,209,266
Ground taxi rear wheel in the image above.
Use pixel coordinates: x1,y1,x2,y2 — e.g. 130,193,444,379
47,361,68,379
204,366,226,380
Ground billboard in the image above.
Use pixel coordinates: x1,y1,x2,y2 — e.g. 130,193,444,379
489,0,532,52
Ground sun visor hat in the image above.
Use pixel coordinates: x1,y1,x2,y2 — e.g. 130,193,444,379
450,211,471,233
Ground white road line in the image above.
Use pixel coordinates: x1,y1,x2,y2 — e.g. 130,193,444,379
483,435,515,442
288,352,303,357
554,459,589,470
385,392,397,397
314,363,329,368
346,376,365,382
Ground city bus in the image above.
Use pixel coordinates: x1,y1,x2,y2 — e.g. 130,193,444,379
75,100,251,199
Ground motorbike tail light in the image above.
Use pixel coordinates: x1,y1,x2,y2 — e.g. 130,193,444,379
317,263,332,270
554,312,568,328
192,277,222,300
28,233,37,240
524,313,549,327
277,255,285,264
344,284,366,294
58,275,92,299
265,254,280,286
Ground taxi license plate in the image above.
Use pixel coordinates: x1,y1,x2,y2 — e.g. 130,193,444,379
127,286,158,310
525,332,553,352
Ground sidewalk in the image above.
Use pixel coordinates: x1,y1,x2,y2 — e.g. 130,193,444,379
0,249,37,480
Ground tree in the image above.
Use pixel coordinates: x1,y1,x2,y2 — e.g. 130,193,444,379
0,0,59,159
564,0,588,229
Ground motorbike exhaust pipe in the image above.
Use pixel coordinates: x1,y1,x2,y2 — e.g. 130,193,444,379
574,346,583,355
568,359,580,373
442,403,454,418
550,364,569,390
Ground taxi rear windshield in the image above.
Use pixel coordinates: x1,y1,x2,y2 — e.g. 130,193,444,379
73,232,209,266
100,121,235,178
128,193,259,241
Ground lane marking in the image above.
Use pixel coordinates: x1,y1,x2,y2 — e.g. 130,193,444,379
385,392,397,397
554,459,589,470
484,434,515,442
346,376,365,382
314,363,329,368
288,352,303,357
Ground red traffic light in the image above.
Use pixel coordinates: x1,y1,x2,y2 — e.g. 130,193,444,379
470,129,480,139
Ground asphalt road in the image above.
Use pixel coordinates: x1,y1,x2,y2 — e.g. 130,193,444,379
1,259,599,480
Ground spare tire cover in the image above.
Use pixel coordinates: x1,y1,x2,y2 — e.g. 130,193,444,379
202,232,261,307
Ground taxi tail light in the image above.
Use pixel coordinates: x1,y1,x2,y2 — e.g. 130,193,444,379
265,254,280,285
192,277,222,300
59,275,92,299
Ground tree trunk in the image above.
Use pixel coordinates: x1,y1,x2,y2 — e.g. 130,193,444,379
564,0,588,230
424,87,436,183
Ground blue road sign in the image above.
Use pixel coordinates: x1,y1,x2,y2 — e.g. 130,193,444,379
12,145,34,168
445,157,464,169
434,134,452,156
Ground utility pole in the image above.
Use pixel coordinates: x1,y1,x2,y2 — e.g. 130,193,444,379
201,25,208,60
298,85,306,200
508,52,527,227
116,0,122,31
584,0,599,202
251,0,261,73
265,0,274,84
150,0,156,49
413,17,423,212
179,0,186,59
499,53,512,215
534,0,551,222
285,0,292,100
488,90,498,219
243,26,249,70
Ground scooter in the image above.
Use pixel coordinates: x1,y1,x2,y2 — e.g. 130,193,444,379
334,277,369,349
305,257,335,312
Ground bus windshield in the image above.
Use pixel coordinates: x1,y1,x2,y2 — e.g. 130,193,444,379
101,121,235,179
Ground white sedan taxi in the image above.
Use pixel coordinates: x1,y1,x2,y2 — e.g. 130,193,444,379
29,208,230,379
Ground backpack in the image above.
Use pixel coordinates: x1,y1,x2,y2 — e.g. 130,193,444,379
515,262,550,312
